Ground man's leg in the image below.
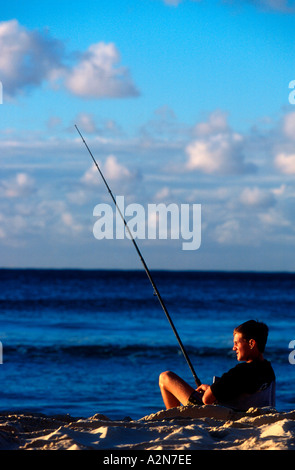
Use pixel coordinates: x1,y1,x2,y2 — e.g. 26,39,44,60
159,371,195,409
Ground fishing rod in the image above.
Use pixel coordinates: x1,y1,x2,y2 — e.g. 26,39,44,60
75,125,201,387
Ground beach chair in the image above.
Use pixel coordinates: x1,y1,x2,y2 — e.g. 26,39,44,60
212,376,276,411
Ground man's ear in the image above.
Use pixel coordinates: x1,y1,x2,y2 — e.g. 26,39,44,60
249,339,256,350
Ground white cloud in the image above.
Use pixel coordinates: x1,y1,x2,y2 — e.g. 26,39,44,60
244,0,295,12
214,219,241,244
104,155,133,180
184,111,257,175
0,20,138,100
162,0,201,5
61,212,83,233
271,112,295,174
162,0,295,11
258,208,291,228
0,173,36,198
267,111,295,175
193,110,229,136
82,155,135,186
163,0,183,5
75,113,98,134
275,153,295,174
64,42,139,99
240,186,276,208
186,130,255,175
0,19,63,97
82,165,102,187
272,184,286,196
282,112,295,140
154,186,171,201
73,113,124,138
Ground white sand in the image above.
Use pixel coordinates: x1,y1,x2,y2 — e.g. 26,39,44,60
1,405,295,450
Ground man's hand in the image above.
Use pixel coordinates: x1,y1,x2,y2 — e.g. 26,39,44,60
196,384,210,394
196,384,216,405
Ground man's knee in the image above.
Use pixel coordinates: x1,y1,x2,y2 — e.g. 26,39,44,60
159,370,174,389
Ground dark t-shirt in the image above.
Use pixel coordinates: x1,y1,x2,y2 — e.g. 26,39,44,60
210,359,275,403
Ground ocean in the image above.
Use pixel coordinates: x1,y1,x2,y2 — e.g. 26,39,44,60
0,269,294,420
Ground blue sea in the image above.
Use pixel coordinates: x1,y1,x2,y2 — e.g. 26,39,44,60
0,269,294,421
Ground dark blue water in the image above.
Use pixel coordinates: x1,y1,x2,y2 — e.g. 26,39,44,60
0,269,294,420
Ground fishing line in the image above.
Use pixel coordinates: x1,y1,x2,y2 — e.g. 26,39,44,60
75,125,201,387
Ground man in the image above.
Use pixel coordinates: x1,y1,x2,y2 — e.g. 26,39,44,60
159,320,275,410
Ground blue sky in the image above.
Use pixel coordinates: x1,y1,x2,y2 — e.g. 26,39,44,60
0,0,295,271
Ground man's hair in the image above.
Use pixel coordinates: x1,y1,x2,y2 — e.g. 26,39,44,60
234,320,269,353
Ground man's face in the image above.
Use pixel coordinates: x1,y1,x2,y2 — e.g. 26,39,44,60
233,332,252,362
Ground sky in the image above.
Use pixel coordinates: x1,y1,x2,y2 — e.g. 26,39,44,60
0,0,295,271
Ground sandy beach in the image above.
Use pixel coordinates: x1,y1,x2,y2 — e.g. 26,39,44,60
0,405,294,451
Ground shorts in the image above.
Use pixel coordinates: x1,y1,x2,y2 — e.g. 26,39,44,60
187,390,203,406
